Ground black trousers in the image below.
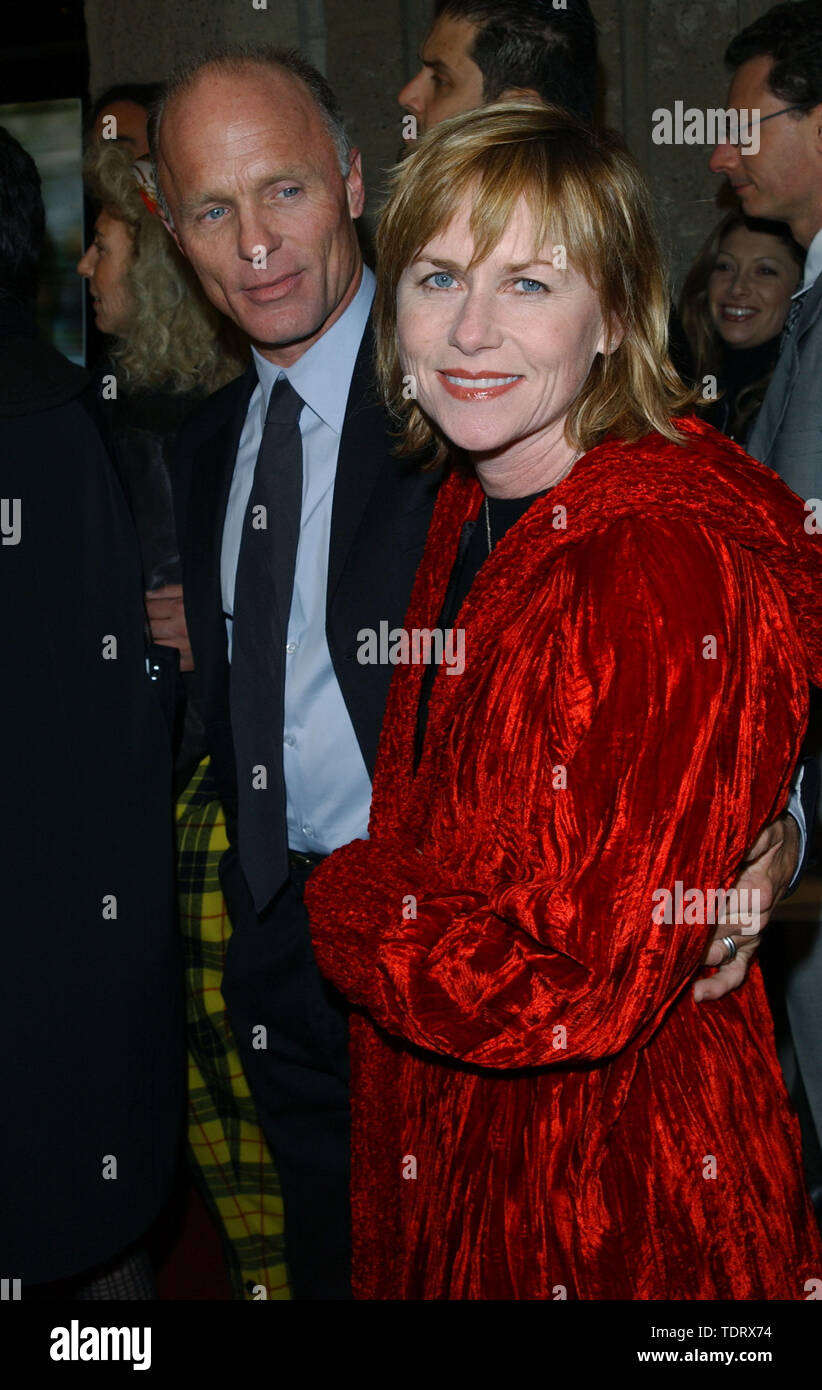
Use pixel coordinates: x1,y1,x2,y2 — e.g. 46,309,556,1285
219,846,352,1300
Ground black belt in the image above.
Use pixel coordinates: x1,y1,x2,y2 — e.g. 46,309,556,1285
287,848,328,888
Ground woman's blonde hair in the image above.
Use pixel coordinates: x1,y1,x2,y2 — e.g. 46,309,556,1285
375,102,698,464
83,141,247,395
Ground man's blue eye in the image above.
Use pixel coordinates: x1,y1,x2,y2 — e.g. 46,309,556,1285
204,207,227,222
280,186,300,198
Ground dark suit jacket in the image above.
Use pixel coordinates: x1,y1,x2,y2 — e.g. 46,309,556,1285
0,305,183,1284
171,318,441,896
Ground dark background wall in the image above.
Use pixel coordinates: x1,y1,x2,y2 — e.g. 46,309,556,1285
37,0,798,291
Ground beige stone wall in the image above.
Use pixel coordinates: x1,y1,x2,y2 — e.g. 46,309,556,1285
85,0,794,294
592,0,768,292
84,0,429,243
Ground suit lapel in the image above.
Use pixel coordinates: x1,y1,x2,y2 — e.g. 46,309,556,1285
752,275,822,462
795,272,822,343
213,362,258,575
326,320,390,607
184,364,257,704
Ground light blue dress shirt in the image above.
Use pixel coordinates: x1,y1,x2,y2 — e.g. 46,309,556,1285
798,226,822,294
221,266,376,855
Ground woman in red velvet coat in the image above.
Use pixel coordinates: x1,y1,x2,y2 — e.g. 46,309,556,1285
305,104,822,1299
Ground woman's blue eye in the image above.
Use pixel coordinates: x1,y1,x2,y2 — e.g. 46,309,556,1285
516,278,546,293
428,271,456,288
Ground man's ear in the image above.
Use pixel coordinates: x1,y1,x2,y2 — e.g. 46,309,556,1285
154,154,185,253
160,213,184,255
345,148,366,220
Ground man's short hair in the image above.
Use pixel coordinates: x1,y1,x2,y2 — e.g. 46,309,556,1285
724,0,822,112
0,126,45,305
436,0,597,123
148,45,351,226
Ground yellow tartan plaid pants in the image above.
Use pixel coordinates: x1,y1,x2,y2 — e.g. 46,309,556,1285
176,756,290,1300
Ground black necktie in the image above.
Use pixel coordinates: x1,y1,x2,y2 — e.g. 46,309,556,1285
230,376,304,911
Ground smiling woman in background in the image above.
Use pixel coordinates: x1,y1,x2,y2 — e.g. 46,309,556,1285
305,103,822,1300
680,211,804,442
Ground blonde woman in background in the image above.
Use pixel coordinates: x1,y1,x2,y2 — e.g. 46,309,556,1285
79,140,246,624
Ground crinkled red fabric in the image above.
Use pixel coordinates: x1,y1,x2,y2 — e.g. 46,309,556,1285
306,417,822,1299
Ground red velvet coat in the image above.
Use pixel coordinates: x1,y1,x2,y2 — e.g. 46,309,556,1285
306,417,822,1300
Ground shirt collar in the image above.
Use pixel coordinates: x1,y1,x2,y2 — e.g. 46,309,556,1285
250,264,375,432
797,227,822,295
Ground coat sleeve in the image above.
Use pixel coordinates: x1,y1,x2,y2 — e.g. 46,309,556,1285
307,517,806,1067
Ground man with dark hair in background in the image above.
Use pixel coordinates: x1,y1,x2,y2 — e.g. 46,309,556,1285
395,1,699,384
87,82,162,157
0,125,183,1297
398,0,597,134
711,0,822,1216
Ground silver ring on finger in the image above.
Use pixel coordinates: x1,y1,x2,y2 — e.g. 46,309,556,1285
721,934,737,964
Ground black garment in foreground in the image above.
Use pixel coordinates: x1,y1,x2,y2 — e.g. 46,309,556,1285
0,302,184,1285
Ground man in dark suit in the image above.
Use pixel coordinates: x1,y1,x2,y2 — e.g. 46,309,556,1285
151,46,439,1299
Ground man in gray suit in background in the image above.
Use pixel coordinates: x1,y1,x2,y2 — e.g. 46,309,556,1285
711,1,822,498
711,0,822,1211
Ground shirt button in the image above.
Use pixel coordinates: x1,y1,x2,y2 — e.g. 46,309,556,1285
302,823,313,836
284,734,296,747
286,642,297,654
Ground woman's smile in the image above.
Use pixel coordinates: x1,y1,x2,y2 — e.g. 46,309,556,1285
436,368,523,400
